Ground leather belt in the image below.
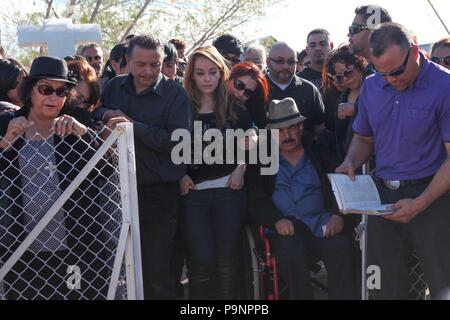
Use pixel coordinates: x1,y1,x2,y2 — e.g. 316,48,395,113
374,176,434,191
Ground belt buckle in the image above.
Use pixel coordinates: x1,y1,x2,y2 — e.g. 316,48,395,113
385,180,401,190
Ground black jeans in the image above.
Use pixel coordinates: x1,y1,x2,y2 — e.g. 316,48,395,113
138,183,179,300
368,181,450,300
270,221,356,300
180,187,246,300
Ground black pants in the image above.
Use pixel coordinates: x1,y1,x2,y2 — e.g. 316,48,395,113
270,221,356,300
368,181,450,300
180,188,246,300
138,183,179,300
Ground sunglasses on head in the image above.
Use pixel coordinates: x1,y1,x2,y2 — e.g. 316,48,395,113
233,79,255,98
430,56,450,66
85,55,102,63
348,24,370,36
374,48,411,78
36,84,70,98
269,57,297,66
333,65,354,82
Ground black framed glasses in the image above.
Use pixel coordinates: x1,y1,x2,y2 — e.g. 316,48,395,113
348,24,370,36
269,57,297,66
36,84,70,98
333,65,354,82
430,56,450,66
224,54,241,65
85,55,102,63
374,48,411,77
233,79,255,98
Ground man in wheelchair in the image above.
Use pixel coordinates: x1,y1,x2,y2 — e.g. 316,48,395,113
246,98,356,300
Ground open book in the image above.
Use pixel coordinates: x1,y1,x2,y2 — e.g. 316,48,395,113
328,174,394,215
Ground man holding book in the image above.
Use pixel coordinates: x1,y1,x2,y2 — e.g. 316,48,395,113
336,23,450,299
246,98,356,300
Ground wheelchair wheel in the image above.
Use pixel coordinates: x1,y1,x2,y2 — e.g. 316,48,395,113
238,226,261,300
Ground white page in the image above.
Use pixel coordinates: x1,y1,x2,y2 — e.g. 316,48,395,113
328,174,381,210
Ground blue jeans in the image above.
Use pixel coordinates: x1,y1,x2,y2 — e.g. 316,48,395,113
180,187,246,300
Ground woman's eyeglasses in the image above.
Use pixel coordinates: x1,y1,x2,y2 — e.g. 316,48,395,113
233,79,255,98
430,56,450,66
36,84,70,98
332,66,354,82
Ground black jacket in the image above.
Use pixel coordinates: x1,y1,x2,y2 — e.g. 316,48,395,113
246,133,341,229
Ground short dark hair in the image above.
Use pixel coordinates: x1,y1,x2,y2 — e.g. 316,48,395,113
370,23,413,57
164,43,179,62
127,34,163,57
355,5,392,25
0,59,22,101
297,50,308,63
307,29,331,44
169,38,187,51
212,33,243,57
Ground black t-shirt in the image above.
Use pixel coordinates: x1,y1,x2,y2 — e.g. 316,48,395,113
187,104,253,184
267,75,326,132
298,67,323,90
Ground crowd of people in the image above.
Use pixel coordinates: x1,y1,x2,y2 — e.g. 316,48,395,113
1,4,450,300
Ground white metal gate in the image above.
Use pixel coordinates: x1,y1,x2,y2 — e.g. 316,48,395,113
0,123,143,300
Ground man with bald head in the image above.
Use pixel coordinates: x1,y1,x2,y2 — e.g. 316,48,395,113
266,42,326,134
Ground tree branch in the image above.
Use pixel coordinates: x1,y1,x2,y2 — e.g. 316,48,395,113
120,0,154,42
89,0,103,23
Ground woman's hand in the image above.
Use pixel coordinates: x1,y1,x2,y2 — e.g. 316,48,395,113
179,175,196,196
0,117,34,150
52,115,87,138
227,164,246,190
337,102,355,120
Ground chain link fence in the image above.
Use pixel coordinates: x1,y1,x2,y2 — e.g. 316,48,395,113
0,123,142,300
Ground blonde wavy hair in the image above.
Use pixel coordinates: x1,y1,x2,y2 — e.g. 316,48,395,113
184,45,236,128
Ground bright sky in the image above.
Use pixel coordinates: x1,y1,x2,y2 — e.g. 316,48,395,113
255,0,450,51
0,0,449,55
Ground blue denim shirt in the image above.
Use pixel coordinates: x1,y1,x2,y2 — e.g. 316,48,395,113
272,153,332,238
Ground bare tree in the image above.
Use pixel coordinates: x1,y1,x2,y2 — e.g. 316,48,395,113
120,0,154,41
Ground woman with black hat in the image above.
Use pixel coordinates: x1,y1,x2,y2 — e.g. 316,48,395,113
0,56,107,299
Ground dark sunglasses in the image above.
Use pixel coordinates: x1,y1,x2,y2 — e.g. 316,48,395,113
233,79,255,98
224,55,241,65
430,56,450,66
36,84,70,98
269,57,297,66
333,66,354,82
348,24,370,36
374,48,411,78
86,55,102,63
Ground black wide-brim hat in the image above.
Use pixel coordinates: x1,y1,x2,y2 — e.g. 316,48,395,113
27,56,77,86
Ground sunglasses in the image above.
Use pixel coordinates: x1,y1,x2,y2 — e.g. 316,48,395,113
430,56,450,66
333,66,354,82
374,48,411,77
348,24,370,36
269,57,297,66
224,56,241,65
85,55,102,63
36,84,70,98
233,79,255,98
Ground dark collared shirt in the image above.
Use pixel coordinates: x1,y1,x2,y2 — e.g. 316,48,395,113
354,54,450,180
97,73,192,186
267,74,326,132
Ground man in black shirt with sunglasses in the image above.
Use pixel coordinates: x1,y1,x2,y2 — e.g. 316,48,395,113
266,42,326,135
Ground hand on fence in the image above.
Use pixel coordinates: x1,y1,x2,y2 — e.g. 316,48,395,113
325,215,344,238
51,115,87,137
179,175,196,196
103,110,132,122
275,219,295,236
0,117,34,150
106,117,131,132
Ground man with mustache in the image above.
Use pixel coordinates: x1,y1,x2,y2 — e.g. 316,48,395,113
266,42,326,135
298,29,334,89
246,98,356,300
